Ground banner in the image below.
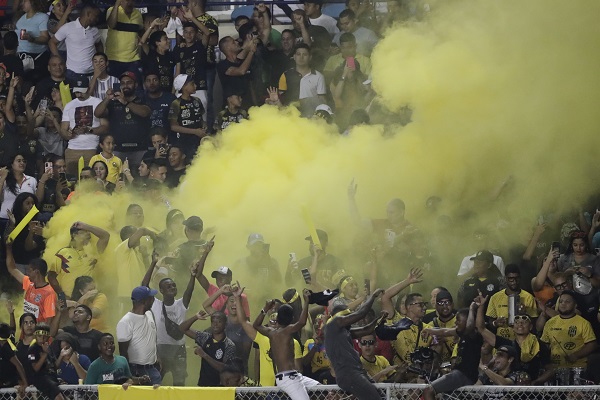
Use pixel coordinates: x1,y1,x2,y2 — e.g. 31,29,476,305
301,205,322,250
7,205,39,243
98,385,235,400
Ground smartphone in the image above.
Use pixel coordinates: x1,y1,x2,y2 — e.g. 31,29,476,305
44,161,53,174
289,252,297,263
112,82,121,92
551,241,561,258
364,279,371,295
39,98,48,113
19,29,26,40
346,56,356,70
57,291,67,310
158,143,167,155
301,268,311,284
59,172,67,182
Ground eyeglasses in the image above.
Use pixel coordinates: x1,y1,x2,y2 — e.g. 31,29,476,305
554,282,568,290
436,300,451,306
360,340,375,346
409,302,427,308
514,315,530,322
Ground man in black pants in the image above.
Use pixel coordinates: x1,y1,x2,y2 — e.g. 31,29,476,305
324,288,387,400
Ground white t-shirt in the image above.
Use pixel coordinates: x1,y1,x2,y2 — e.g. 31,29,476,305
91,75,120,100
309,13,339,37
0,175,37,219
53,18,101,74
457,254,506,276
116,311,157,365
151,298,188,346
62,96,102,150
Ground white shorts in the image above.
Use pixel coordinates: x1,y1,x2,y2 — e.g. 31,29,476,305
275,370,319,400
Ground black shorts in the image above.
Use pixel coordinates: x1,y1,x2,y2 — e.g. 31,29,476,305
32,374,61,399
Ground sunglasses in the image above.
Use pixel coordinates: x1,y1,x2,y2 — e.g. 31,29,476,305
409,302,427,308
360,340,376,346
554,282,568,290
514,315,530,322
437,300,452,306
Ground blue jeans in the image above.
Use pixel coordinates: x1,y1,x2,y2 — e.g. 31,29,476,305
130,363,162,385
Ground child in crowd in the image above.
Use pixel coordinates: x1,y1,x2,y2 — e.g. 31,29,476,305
88,53,120,101
34,106,65,157
169,74,205,158
173,22,209,114
89,134,122,184
215,93,248,133
358,334,398,382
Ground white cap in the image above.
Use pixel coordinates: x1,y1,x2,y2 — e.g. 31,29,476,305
315,104,333,115
173,74,192,92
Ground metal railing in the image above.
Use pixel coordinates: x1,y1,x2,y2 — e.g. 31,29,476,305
2,384,600,400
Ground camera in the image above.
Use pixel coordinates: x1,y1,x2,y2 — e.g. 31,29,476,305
407,347,438,381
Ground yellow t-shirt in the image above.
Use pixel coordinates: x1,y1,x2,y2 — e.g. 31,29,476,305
105,7,143,62
254,333,302,386
323,54,372,75
392,321,433,364
541,314,596,368
51,247,96,296
303,338,330,373
486,289,539,340
114,240,146,298
430,315,457,362
360,355,391,382
89,154,123,184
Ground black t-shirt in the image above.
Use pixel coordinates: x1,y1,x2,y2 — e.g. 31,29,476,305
62,327,104,361
0,121,18,167
266,49,294,88
0,54,25,78
142,51,178,92
16,341,34,380
12,222,45,264
457,275,503,309
32,77,64,109
106,97,150,152
144,91,177,130
27,343,57,378
168,97,204,154
454,331,483,383
17,136,43,177
293,25,330,70
217,58,250,101
176,240,206,276
0,342,19,386
174,41,208,90
165,167,186,189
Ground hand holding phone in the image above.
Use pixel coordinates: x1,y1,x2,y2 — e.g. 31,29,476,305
44,162,53,174
301,268,311,284
112,82,121,93
59,172,67,182
345,56,356,70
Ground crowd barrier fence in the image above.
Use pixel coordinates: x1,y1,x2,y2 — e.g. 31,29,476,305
2,383,600,400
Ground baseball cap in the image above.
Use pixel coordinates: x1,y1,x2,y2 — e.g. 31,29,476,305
182,216,203,230
173,74,194,92
436,290,453,303
247,233,265,247
496,345,517,359
315,104,333,115
68,77,89,93
120,71,137,82
211,266,233,278
131,286,158,301
305,229,328,244
470,250,494,264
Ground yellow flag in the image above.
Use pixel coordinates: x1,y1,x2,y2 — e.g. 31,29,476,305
7,205,39,243
78,156,84,182
301,205,322,250
59,81,72,105
98,385,235,400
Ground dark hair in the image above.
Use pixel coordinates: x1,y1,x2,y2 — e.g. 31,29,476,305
141,157,155,168
30,258,48,276
99,332,114,343
19,312,37,329
389,198,406,211
504,264,520,276
55,331,79,352
80,166,92,174
331,304,348,316
5,154,26,195
234,15,249,25
211,311,228,323
222,357,245,375
93,52,108,62
404,293,422,309
120,225,138,241
282,288,302,323
30,0,48,13
150,158,168,169
126,203,143,215
166,209,184,228
218,36,233,53
99,133,114,145
91,160,109,179
566,231,589,255
339,32,357,45
182,22,198,31
75,304,93,318
339,9,356,20
238,22,256,41
434,286,449,292
276,304,294,326
3,31,18,51
34,322,50,333
281,29,296,38
295,43,311,54
456,308,470,319
149,30,167,52
11,192,38,224
48,153,64,164
71,275,94,301
149,127,168,138
0,323,12,338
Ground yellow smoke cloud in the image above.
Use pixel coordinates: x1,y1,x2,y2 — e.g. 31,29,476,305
28,0,600,336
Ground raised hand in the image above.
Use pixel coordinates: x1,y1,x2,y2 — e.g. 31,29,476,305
347,178,357,199
195,310,209,320
204,235,215,254
407,268,423,284
372,288,385,298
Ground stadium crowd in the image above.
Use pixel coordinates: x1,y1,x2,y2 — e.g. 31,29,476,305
0,0,600,399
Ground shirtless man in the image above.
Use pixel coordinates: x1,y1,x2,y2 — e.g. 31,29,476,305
252,289,317,400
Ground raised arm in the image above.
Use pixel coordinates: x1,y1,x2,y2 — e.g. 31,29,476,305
179,310,208,339
253,299,276,337
523,223,546,261
182,264,197,309
202,284,230,315
350,310,388,338
381,269,423,317
72,222,110,253
141,251,159,287
127,227,155,249
5,242,25,284
285,289,311,333
233,286,257,340
195,236,215,291
534,248,558,291
107,0,122,29
474,293,496,347
335,288,384,328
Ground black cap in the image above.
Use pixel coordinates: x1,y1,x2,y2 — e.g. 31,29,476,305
305,229,328,244
497,345,518,359
470,250,494,264
436,290,453,303
182,216,203,231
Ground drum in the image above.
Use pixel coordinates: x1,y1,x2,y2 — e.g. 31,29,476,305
555,367,587,385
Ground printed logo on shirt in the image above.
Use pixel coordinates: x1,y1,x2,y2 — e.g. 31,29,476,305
564,342,576,350
102,373,114,382
215,348,223,360
568,326,577,337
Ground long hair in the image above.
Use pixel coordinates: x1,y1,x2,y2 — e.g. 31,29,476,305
149,30,167,53
566,230,590,255
71,276,94,301
11,192,38,224
5,154,26,195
